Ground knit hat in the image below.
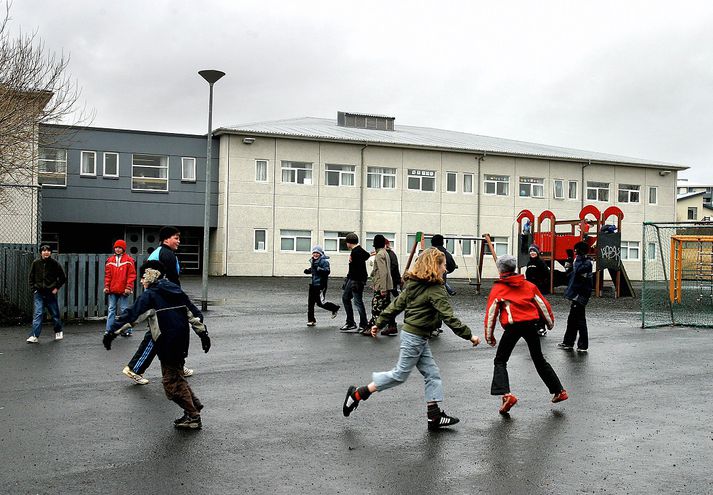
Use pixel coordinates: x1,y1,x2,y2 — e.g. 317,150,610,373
528,244,540,255
345,232,359,244
430,234,444,247
114,239,127,251
373,234,386,249
139,260,165,285
311,245,325,256
574,241,590,255
496,254,517,274
159,226,180,242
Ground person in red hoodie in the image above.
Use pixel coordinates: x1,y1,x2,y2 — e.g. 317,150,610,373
104,239,137,336
484,254,568,414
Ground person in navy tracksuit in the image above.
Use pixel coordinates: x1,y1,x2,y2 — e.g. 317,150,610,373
121,226,191,385
104,260,211,429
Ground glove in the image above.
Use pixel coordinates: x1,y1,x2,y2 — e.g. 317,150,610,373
199,332,211,353
303,268,311,274
103,332,118,350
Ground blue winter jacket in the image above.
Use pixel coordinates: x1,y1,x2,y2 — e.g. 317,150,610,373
564,255,593,305
307,254,331,288
110,278,205,363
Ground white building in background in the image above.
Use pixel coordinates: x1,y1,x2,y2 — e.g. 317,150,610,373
210,112,686,280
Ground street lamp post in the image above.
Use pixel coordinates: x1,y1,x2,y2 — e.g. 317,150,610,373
198,69,225,312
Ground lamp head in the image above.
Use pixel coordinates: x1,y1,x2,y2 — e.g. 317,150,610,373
199,70,225,84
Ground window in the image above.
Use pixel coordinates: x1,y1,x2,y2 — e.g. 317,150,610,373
484,175,509,196
281,161,312,184
618,184,640,203
446,172,457,193
648,186,658,205
324,231,353,253
132,154,168,191
80,151,96,176
484,236,509,256
366,232,396,251
367,167,396,189
325,164,355,186
553,179,565,199
568,180,578,200
519,177,545,198
460,238,474,256
646,242,657,261
463,173,474,194
254,229,267,251
103,152,119,178
688,207,698,220
280,229,311,252
586,181,609,202
255,160,268,182
407,169,436,192
38,148,67,187
181,157,196,182
621,241,640,261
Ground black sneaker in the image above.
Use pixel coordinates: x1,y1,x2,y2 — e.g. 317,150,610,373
343,385,359,417
557,343,573,350
174,415,202,429
427,410,460,431
331,307,340,319
340,323,358,332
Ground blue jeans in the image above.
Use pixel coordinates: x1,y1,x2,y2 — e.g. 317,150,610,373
30,291,63,337
372,330,444,403
342,279,368,328
106,293,132,333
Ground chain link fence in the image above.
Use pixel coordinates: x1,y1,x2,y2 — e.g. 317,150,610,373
0,184,42,321
642,221,713,328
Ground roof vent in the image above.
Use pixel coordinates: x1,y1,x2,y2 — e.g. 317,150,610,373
337,111,395,131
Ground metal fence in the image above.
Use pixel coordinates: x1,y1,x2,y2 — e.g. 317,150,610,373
641,221,713,328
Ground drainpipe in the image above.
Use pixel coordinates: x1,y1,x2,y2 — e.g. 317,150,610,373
581,160,591,209
359,144,368,238
475,153,485,236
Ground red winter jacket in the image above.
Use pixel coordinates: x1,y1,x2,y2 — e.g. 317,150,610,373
484,273,554,343
105,254,137,295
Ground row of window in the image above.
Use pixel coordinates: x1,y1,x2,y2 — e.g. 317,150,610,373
256,160,660,203
254,228,654,261
38,148,197,191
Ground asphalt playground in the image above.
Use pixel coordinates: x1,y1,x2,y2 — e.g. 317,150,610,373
1,276,711,494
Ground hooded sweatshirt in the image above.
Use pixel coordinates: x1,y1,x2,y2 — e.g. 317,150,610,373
484,273,554,342
307,246,331,288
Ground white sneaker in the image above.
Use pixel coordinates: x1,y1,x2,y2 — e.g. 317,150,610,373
55,331,64,340
26,336,39,344
122,366,149,385
182,367,194,377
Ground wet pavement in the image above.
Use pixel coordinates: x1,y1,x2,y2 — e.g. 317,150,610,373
1,276,712,494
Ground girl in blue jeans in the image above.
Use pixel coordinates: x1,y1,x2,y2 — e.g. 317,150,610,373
342,248,480,431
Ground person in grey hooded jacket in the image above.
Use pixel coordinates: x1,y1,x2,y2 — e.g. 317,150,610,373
304,245,340,326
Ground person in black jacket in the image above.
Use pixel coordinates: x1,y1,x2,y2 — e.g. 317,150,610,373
104,260,211,430
558,241,593,353
340,233,371,332
430,234,457,296
27,245,66,343
525,244,551,336
382,239,401,336
304,245,340,326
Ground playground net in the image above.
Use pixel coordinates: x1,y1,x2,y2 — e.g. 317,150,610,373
642,222,713,328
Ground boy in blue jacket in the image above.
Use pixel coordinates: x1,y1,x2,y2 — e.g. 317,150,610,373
103,260,211,429
304,245,340,326
558,241,593,353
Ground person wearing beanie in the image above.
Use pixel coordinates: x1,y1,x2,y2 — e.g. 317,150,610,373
342,248,481,431
26,245,66,343
484,254,568,414
104,239,137,336
559,241,593,353
122,226,192,386
430,234,458,296
104,260,211,430
365,234,393,336
304,245,340,326
340,233,371,332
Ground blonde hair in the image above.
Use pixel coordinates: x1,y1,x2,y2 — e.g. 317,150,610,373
406,248,445,284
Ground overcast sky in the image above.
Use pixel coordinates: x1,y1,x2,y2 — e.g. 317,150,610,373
12,0,713,182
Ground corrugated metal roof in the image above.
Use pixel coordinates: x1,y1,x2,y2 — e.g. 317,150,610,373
677,190,706,200
215,116,687,170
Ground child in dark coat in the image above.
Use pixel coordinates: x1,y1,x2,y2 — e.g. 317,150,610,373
559,241,593,353
304,245,340,326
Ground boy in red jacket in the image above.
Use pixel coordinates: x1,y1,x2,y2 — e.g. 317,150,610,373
104,240,137,336
484,254,568,414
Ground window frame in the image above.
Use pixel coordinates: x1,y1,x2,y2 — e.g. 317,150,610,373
131,153,169,192
324,164,356,187
483,175,510,196
103,152,119,178
366,166,397,189
646,242,657,261
621,240,640,261
617,184,641,204
407,169,437,192
553,179,565,200
463,173,474,194
279,229,312,252
648,186,658,205
366,232,396,251
255,159,269,183
37,147,68,187
446,171,457,193
80,150,97,177
586,181,610,202
568,180,578,200
519,176,545,198
688,207,698,220
323,231,354,253
181,157,197,183
483,236,510,256
254,229,267,252
281,161,313,185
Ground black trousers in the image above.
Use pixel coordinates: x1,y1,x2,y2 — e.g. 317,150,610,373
563,301,588,350
491,321,563,395
307,285,340,322
127,330,157,375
